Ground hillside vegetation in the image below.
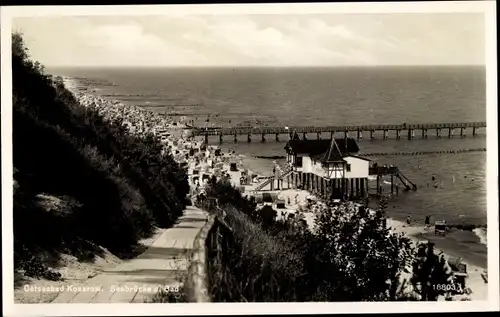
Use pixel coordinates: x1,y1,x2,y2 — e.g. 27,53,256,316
204,177,456,301
12,32,189,281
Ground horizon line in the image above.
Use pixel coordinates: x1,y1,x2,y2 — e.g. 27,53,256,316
47,64,486,69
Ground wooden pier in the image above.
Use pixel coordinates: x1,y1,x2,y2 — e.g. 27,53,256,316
191,122,486,143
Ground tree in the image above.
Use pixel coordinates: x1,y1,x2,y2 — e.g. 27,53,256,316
259,205,277,230
307,198,415,301
410,241,455,301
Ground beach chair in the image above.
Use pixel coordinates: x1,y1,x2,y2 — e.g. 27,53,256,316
276,200,286,209
262,193,273,204
481,271,488,284
447,256,467,293
434,220,447,236
230,163,238,171
239,176,245,185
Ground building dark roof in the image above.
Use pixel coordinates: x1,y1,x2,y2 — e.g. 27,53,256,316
320,138,345,162
285,138,359,157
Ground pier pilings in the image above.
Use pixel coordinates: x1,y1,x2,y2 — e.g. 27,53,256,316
408,129,414,140
290,171,368,201
422,129,428,138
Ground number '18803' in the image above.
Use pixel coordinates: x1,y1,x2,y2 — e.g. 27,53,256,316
433,283,463,292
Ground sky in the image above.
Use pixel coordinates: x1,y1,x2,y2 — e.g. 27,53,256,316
12,13,485,67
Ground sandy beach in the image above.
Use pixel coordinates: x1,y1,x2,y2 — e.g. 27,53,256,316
387,218,488,301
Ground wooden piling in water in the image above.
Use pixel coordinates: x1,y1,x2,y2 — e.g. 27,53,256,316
391,175,394,193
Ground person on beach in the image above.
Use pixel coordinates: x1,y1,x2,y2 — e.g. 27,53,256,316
425,215,431,229
432,174,436,181
406,215,411,225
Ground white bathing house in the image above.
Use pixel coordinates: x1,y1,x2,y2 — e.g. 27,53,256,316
284,137,370,200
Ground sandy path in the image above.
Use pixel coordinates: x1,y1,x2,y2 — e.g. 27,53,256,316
50,206,208,303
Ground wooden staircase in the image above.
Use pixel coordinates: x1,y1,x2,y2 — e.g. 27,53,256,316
253,166,293,191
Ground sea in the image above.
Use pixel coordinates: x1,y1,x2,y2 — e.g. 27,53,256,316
51,66,488,268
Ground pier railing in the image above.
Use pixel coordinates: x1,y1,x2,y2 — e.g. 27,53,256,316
190,121,486,142
191,122,486,136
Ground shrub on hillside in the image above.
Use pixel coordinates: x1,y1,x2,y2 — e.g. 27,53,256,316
205,179,455,301
209,206,307,302
204,175,257,219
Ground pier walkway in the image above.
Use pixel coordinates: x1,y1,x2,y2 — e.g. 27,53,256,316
51,206,208,303
191,121,486,143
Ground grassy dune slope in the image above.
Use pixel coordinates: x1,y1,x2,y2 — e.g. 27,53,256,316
12,32,189,291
